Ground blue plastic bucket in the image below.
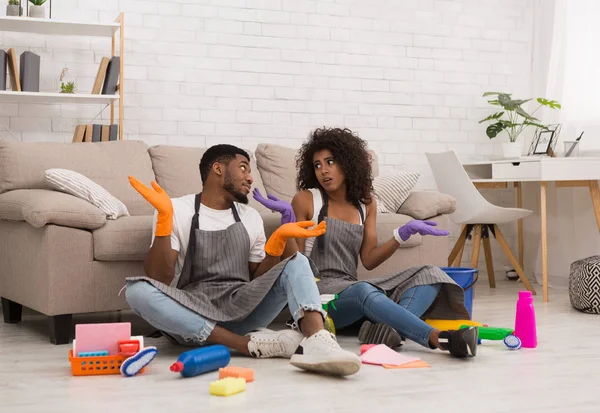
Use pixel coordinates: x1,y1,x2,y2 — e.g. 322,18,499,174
440,267,478,318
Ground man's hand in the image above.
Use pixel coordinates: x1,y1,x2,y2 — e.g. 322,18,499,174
265,221,326,257
129,176,173,236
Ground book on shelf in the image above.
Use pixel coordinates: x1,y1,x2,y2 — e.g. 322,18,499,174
109,124,118,141
84,124,93,142
72,123,119,143
19,51,40,92
92,57,110,94
101,125,110,141
72,125,86,143
6,48,20,92
101,56,120,95
0,50,6,91
92,124,102,142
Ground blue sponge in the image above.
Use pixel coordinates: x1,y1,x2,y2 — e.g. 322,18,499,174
120,346,158,377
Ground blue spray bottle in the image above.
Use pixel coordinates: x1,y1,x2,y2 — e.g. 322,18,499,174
170,345,231,378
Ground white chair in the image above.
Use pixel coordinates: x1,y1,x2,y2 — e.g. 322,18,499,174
425,151,536,294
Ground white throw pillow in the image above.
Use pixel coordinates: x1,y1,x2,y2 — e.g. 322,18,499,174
372,171,420,213
45,168,129,220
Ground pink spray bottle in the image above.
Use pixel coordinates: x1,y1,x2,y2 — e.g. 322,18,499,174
514,291,537,348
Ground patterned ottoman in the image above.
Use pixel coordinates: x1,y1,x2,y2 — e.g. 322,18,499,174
569,256,600,314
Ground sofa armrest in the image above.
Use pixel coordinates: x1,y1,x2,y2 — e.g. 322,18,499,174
0,189,106,229
396,191,456,220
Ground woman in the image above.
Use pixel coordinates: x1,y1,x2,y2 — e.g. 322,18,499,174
253,127,478,358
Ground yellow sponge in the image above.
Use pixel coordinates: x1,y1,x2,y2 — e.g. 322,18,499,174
209,377,246,397
425,319,482,331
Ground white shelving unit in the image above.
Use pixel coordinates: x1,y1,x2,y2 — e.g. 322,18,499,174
0,16,120,37
0,90,119,104
0,13,124,140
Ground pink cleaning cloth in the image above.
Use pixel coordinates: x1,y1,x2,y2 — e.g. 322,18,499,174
360,344,420,366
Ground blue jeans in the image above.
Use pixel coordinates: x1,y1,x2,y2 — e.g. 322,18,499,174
125,253,324,346
329,281,441,348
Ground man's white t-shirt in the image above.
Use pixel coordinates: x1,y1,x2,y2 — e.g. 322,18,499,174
151,194,267,287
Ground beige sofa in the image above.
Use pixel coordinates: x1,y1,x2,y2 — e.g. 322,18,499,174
0,139,455,344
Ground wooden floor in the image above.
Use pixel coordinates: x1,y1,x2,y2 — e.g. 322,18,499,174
1,279,598,413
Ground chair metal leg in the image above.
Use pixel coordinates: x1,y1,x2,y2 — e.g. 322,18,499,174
493,224,537,294
448,225,468,266
448,224,474,267
455,224,473,266
453,242,465,267
470,225,482,270
482,225,496,288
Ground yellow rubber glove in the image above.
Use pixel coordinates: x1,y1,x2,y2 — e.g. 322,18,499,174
265,221,327,257
129,176,173,236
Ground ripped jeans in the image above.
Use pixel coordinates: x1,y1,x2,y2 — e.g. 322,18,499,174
125,253,324,346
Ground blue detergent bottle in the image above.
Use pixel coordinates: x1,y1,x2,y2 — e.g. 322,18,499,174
170,345,231,378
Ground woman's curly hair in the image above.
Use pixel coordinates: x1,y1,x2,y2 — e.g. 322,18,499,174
296,127,374,207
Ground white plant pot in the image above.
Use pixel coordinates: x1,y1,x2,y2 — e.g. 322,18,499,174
502,141,523,159
6,5,22,16
29,5,45,18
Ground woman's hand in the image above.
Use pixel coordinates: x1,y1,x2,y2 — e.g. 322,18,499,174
397,220,449,242
253,188,296,225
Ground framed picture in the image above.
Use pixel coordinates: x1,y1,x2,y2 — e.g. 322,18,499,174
528,124,561,156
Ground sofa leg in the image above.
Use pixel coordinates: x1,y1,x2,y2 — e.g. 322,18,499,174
1,297,23,323
48,314,73,345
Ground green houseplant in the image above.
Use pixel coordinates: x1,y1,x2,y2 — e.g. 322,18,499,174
7,0,22,16
59,67,76,94
60,81,76,94
479,92,561,158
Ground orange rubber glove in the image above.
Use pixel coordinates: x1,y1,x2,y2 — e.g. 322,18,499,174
129,176,173,236
265,221,327,257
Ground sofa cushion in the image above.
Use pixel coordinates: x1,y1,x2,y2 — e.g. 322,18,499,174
147,145,270,214
0,189,106,229
92,215,153,261
255,143,380,203
373,171,420,213
45,168,130,220
397,191,457,220
0,140,155,216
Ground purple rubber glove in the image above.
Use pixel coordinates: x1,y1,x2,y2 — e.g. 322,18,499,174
252,188,296,225
397,220,450,242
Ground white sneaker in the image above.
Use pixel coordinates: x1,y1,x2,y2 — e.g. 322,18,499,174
246,328,303,359
290,330,362,376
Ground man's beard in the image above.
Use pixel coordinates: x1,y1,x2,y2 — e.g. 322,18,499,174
223,171,249,204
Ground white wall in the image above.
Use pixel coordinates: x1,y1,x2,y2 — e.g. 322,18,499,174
0,0,536,274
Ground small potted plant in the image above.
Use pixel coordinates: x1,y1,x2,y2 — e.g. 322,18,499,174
59,67,76,94
6,0,22,16
479,92,561,158
28,0,46,18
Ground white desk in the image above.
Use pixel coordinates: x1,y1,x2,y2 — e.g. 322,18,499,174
462,156,600,302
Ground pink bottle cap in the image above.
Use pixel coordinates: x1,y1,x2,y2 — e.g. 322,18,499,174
519,291,533,299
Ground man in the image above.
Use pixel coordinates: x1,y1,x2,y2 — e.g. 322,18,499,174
125,144,361,376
